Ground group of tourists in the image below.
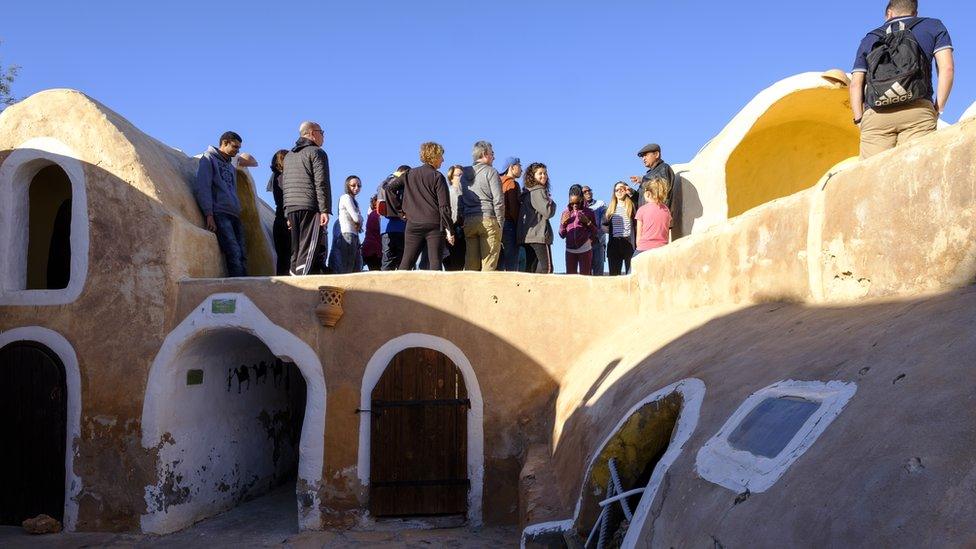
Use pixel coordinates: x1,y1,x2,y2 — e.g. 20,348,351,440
194,124,678,277
193,0,954,279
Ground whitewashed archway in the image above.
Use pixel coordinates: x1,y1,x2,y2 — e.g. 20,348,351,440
0,137,89,305
140,293,326,533
357,333,485,525
0,326,83,531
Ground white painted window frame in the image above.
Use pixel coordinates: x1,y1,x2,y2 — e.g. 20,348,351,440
357,333,485,526
0,137,89,305
140,293,327,533
0,326,83,531
696,379,857,494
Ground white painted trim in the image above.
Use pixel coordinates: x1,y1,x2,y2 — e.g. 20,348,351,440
695,379,856,494
520,519,574,549
140,293,327,533
0,326,83,531
0,137,89,305
357,333,485,526
563,378,705,549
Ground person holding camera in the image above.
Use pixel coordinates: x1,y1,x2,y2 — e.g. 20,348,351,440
559,192,597,275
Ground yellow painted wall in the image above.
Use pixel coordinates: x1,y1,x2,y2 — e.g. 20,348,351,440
725,88,859,217
235,168,274,276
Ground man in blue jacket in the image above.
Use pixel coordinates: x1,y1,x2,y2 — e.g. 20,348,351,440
194,131,246,277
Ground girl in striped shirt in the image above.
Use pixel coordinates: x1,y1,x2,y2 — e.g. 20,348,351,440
604,181,636,275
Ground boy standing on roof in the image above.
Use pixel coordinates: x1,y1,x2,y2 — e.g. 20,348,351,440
194,131,246,277
850,0,954,159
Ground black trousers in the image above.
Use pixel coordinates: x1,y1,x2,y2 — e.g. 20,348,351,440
521,243,552,274
364,255,382,271
288,209,324,275
399,222,444,271
443,225,466,271
273,215,291,275
381,232,404,271
607,236,634,276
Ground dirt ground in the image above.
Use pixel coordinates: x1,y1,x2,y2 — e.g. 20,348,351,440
0,486,521,548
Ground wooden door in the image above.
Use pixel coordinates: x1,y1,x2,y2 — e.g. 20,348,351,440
369,347,468,517
0,342,68,525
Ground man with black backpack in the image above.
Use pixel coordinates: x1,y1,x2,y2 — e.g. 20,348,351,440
850,0,954,159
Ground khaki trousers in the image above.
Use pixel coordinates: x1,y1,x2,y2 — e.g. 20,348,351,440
463,216,501,271
859,99,938,159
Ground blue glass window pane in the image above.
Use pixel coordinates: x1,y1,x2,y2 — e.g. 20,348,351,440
727,396,820,458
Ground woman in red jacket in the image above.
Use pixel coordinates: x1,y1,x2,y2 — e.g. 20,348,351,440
361,195,382,271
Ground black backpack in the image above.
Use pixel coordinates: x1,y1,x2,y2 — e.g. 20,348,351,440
377,172,406,220
864,18,931,111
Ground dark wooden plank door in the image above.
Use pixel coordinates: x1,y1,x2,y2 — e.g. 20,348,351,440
369,347,468,517
0,342,67,525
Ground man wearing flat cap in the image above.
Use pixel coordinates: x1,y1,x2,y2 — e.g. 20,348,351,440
630,143,676,211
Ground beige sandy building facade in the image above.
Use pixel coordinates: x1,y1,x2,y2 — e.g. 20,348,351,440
2,72,975,546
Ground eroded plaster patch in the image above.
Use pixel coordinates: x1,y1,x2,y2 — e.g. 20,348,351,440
0,326,83,531
357,333,485,526
695,379,856,494
140,293,326,533
0,137,89,305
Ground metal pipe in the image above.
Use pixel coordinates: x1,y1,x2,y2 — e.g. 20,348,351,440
585,505,608,548
607,458,633,521
597,478,614,549
599,487,645,507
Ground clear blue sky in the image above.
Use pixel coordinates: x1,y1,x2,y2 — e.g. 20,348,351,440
3,1,974,272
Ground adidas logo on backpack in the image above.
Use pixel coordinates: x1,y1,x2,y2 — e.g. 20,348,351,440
875,82,915,107
864,18,931,112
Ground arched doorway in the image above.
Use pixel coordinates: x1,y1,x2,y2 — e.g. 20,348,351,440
0,341,67,525
141,294,327,534
358,334,485,524
145,329,306,531
369,347,469,517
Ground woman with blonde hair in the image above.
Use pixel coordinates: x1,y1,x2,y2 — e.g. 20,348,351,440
604,181,636,275
391,141,454,270
634,177,672,255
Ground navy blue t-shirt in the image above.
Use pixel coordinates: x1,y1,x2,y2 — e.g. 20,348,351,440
852,16,953,104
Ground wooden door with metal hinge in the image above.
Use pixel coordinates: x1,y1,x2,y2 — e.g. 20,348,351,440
0,341,67,526
369,347,469,517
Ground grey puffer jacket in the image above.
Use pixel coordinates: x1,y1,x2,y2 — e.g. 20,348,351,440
460,162,504,220
516,184,555,245
282,138,332,215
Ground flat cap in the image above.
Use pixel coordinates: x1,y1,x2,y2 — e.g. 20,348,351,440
637,143,661,157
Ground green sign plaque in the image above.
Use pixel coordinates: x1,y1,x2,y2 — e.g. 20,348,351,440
186,369,204,386
211,298,236,314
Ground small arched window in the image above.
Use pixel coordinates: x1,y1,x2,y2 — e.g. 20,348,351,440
26,165,72,290
0,138,89,305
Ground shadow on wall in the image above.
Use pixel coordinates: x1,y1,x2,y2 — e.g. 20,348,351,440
234,168,274,276
550,286,976,546
170,280,571,529
672,170,700,239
